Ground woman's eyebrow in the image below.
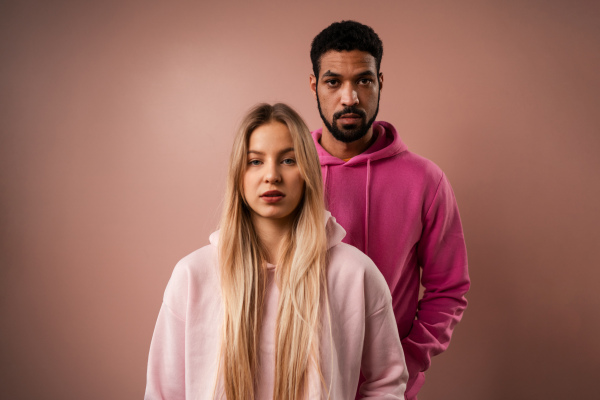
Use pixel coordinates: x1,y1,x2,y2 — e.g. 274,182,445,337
247,148,294,155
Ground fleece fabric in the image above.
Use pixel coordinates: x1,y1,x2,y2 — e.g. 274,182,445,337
311,121,470,399
145,212,408,399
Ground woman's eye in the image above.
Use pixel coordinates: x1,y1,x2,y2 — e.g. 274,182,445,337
282,158,296,165
248,159,261,166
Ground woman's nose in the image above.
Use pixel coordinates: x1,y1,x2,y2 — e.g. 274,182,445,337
264,163,281,183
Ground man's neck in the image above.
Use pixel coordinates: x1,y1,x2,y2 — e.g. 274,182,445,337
320,126,376,160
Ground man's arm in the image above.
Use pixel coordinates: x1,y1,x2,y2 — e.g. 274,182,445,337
401,172,470,397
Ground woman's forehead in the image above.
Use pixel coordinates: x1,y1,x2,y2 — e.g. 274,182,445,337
248,121,294,153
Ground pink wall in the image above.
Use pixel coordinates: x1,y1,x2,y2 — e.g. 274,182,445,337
1,1,599,398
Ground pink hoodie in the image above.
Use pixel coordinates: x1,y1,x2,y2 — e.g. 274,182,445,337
311,121,470,398
145,212,408,399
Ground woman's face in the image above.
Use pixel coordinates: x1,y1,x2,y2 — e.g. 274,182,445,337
243,121,305,228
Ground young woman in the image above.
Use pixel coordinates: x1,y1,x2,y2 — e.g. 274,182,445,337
145,103,407,399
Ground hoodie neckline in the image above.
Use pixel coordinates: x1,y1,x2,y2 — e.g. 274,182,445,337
209,210,346,251
311,121,407,166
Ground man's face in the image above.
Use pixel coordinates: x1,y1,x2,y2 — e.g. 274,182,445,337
310,50,383,143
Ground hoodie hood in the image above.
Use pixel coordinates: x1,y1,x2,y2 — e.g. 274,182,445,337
209,210,346,250
311,121,407,256
311,121,407,166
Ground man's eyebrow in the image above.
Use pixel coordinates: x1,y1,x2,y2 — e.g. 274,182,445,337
321,70,377,78
355,70,377,77
321,70,341,78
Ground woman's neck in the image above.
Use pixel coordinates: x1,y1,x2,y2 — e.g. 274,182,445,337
251,217,292,264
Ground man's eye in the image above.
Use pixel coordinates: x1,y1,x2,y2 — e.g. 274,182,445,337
358,78,372,85
325,79,339,87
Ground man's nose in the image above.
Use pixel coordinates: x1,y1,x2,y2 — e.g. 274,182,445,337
340,83,359,106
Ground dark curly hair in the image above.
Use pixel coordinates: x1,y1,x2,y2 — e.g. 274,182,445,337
310,20,383,79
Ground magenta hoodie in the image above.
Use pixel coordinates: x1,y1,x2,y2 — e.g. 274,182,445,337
312,121,470,398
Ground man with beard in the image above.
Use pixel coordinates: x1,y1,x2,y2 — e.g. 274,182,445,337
309,21,471,399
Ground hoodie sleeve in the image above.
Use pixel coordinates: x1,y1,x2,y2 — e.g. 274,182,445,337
359,303,409,399
145,264,189,400
401,173,470,394
359,267,408,399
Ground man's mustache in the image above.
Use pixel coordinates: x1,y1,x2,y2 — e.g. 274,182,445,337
333,107,367,120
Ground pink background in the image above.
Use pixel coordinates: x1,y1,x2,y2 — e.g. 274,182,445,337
2,1,599,398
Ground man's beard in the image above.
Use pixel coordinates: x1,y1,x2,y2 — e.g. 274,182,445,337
317,91,380,144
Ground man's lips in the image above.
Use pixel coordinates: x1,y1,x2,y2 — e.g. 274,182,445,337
260,190,285,203
337,113,362,124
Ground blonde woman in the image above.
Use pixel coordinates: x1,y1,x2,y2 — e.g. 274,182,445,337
145,103,407,399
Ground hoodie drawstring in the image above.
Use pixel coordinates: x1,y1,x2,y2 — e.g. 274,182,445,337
364,159,371,256
323,165,329,208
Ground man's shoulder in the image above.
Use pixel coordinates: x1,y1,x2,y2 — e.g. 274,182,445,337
378,146,444,187
373,121,443,174
394,148,440,168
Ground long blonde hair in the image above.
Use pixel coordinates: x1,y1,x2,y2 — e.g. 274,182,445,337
218,103,328,399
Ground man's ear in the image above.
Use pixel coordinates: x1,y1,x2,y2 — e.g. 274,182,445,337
378,72,384,91
309,74,318,99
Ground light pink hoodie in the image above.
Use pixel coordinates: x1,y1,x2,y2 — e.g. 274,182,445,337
312,121,470,398
145,212,408,399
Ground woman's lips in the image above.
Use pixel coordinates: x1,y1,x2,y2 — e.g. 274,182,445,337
260,190,285,203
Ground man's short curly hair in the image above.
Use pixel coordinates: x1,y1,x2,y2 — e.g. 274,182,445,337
310,20,383,79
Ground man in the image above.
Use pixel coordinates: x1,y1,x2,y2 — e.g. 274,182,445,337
309,21,470,399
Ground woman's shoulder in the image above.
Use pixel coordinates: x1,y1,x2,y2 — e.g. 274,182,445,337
327,242,392,311
162,244,220,312
176,244,218,269
328,242,380,276
170,243,218,279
